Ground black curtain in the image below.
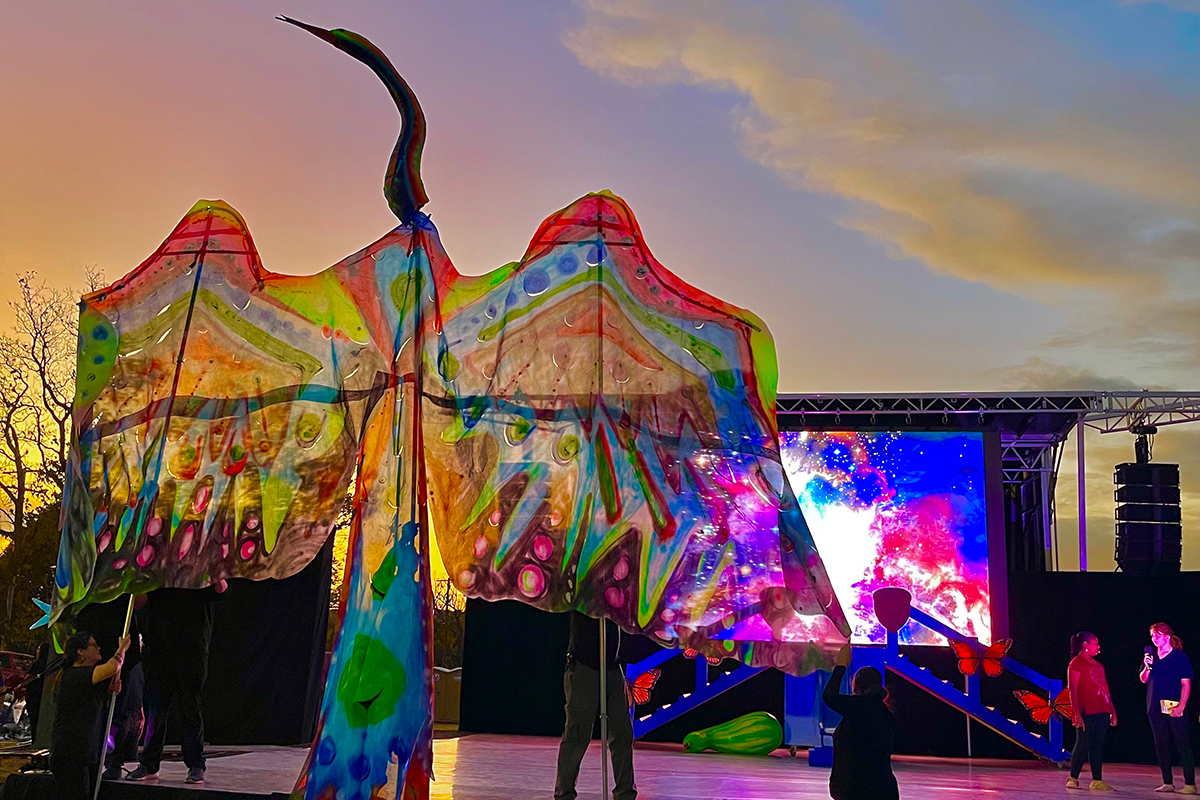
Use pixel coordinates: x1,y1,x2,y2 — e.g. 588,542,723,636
460,599,570,736
163,536,333,745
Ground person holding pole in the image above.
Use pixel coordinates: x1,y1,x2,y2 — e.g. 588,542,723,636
50,631,130,800
554,610,636,800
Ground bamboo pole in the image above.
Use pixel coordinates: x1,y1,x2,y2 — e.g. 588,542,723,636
93,594,135,800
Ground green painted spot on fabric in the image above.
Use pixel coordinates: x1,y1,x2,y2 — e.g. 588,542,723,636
337,633,406,728
260,470,299,554
75,305,118,406
438,340,460,381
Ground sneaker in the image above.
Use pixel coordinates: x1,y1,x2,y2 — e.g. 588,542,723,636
125,765,157,782
1177,787,1198,796
185,767,205,784
1089,781,1113,791
1154,786,1176,793
101,765,123,781
1066,777,1080,789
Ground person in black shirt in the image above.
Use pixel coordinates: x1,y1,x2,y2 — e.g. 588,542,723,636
127,583,223,785
50,630,130,800
1140,622,1195,794
554,610,636,800
74,595,144,781
822,644,899,800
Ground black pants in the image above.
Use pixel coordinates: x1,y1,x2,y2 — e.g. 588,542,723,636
1149,712,1195,786
107,662,144,770
554,662,636,800
139,658,205,772
49,754,95,800
1069,713,1109,780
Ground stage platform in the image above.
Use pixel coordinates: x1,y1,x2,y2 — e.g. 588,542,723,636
0,734,1172,799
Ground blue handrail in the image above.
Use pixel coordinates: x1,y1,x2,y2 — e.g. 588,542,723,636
867,609,1068,762
624,649,763,739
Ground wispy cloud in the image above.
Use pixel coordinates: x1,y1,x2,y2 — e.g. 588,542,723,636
1044,298,1200,376
985,357,1146,392
565,0,1200,298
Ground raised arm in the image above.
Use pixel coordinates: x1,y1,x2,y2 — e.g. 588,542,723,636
91,636,130,684
1140,651,1152,684
823,665,851,716
822,644,854,716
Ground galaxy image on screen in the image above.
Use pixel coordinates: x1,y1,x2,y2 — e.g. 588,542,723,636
780,431,991,645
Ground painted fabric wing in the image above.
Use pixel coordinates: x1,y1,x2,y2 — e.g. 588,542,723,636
57,201,368,618
425,192,850,671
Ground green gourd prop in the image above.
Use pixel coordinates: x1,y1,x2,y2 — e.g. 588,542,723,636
683,711,783,756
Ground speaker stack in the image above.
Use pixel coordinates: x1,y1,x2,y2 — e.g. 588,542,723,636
1114,462,1182,575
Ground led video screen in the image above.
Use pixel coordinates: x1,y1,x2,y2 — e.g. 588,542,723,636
780,431,992,645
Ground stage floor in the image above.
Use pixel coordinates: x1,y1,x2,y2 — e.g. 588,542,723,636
32,734,1166,799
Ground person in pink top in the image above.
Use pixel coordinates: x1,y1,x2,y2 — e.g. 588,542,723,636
1066,631,1117,791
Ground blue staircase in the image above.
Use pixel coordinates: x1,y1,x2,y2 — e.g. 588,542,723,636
624,648,763,739
853,606,1070,764
625,606,1070,765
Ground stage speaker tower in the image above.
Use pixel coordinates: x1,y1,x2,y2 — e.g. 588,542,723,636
1114,461,1182,575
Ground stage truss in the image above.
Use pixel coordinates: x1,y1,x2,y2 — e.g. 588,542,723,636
777,391,1200,572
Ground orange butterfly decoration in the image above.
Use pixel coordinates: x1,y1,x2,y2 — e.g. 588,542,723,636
1013,688,1073,725
948,638,1012,678
684,648,723,666
629,669,660,705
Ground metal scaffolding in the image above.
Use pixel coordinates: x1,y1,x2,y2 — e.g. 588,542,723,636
776,391,1200,572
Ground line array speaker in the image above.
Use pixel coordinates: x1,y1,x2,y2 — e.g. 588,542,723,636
1114,461,1182,575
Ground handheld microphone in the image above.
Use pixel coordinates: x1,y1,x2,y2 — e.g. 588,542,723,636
1145,646,1155,666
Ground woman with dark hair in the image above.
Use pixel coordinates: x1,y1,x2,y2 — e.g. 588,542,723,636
1141,622,1195,794
1065,631,1116,791
50,630,130,800
822,644,899,800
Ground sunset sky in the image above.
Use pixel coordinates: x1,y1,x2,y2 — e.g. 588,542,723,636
1,0,1196,571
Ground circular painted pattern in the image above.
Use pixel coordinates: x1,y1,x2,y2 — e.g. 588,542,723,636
192,484,211,514
523,268,551,296
518,564,545,598
349,755,371,782
532,535,553,561
317,737,337,765
612,557,629,581
553,433,580,464
295,413,323,447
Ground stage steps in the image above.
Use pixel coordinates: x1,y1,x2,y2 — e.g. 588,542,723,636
625,604,1070,765
855,606,1070,765
624,647,763,739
